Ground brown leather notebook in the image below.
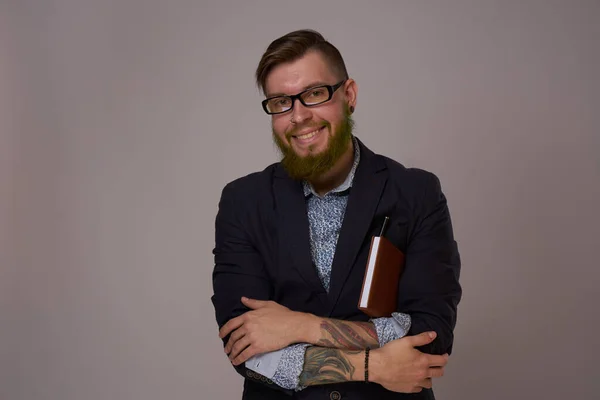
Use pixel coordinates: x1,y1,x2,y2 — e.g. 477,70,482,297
358,234,405,317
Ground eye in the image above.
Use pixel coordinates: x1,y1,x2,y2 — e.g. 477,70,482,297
309,89,326,97
268,97,291,109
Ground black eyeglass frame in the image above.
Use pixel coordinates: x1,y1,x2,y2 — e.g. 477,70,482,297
261,79,347,115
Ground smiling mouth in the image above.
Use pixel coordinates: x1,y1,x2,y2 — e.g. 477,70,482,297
292,126,325,141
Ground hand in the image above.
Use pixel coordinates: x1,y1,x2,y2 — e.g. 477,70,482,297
219,297,309,366
369,331,449,393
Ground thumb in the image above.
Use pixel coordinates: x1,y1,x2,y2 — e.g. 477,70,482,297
408,331,437,347
241,297,268,309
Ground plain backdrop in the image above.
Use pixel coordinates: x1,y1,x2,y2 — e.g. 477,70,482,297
2,1,599,399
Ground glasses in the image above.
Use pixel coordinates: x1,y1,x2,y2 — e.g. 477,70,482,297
262,80,347,115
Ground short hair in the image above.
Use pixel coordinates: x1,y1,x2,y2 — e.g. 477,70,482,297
255,29,349,94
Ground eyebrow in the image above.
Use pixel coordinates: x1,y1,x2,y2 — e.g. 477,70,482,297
266,81,330,98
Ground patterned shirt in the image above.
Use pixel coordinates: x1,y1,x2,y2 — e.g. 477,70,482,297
246,137,411,390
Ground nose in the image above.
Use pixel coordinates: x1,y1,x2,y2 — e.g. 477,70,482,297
290,98,312,124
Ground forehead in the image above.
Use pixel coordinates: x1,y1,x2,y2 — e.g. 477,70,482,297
264,51,338,96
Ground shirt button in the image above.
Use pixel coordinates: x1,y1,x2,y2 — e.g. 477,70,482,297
330,390,341,400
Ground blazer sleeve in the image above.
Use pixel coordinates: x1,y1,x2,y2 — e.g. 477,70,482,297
398,171,462,355
211,182,293,395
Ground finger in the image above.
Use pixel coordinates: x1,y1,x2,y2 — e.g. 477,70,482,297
428,366,444,378
232,345,260,366
224,327,246,354
418,378,432,389
219,316,244,339
407,331,437,347
426,353,449,368
241,297,269,310
229,336,252,362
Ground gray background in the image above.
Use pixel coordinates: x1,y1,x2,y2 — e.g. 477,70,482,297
2,1,599,399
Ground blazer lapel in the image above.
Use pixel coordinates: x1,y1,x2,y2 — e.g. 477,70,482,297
326,139,387,315
273,166,328,299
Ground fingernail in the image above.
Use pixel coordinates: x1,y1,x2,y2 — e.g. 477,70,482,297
428,332,436,338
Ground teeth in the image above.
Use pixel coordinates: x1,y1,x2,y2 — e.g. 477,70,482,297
297,128,320,140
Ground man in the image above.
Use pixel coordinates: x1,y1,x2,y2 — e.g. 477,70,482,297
212,29,461,399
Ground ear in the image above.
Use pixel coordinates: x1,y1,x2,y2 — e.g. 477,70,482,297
343,78,358,112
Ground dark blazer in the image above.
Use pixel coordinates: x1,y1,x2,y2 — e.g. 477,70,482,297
212,138,462,400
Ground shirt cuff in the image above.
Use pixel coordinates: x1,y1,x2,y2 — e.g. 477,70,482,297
245,348,285,379
272,343,311,390
371,312,411,347
245,344,310,390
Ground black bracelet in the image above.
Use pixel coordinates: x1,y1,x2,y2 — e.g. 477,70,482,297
364,347,370,382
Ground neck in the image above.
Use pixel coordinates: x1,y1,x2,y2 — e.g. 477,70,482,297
308,139,355,197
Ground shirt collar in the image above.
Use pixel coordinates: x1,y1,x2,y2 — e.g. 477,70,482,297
303,136,361,198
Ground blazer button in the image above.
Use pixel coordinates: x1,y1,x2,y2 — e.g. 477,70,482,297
330,390,341,400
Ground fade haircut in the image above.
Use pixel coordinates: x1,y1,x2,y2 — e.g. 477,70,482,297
255,29,349,95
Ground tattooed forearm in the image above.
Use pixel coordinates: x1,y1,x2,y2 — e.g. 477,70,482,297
316,319,379,350
298,347,362,387
297,320,376,387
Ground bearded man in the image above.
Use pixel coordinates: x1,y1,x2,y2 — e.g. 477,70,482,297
211,29,462,400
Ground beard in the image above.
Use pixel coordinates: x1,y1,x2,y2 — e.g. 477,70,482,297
272,108,354,181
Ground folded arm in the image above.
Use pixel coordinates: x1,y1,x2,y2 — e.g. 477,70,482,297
221,296,410,365
244,312,411,390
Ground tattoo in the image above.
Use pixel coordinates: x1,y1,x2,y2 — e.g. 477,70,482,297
316,320,379,350
298,348,361,387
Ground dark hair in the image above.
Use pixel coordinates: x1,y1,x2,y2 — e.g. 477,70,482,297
255,29,349,94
